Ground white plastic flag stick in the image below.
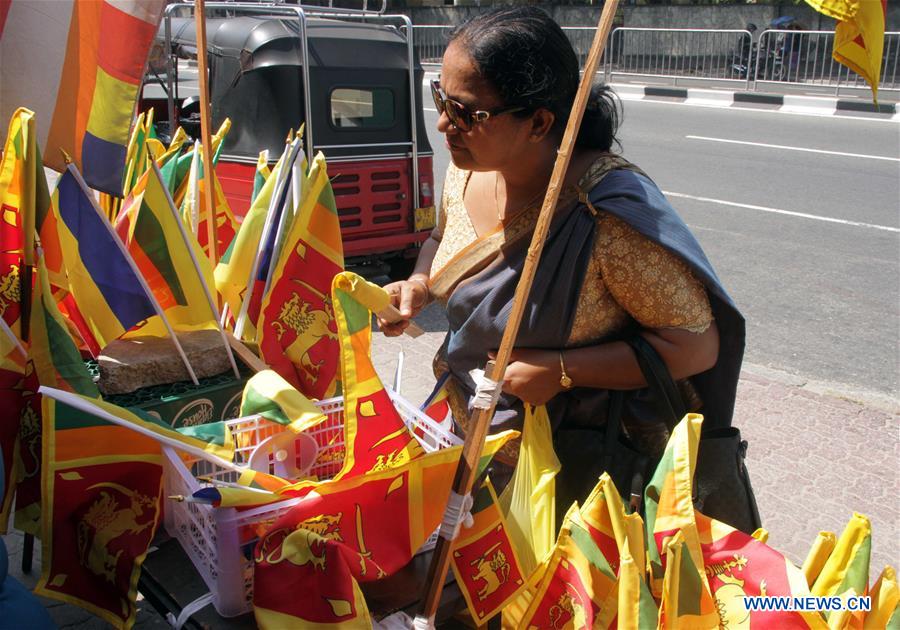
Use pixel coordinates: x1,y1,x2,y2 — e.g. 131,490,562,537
392,349,404,395
68,163,199,386
262,148,306,301
233,138,303,339
187,140,201,234
39,385,241,473
150,161,241,380
0,316,28,361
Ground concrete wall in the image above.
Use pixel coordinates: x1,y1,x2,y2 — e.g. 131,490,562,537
403,3,900,31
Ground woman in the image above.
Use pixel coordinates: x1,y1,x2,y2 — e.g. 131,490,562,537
381,7,745,510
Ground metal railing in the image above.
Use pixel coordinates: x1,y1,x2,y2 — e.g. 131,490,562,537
411,24,900,98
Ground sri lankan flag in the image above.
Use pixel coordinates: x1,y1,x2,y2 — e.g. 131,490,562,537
451,479,526,625
252,430,516,628
867,566,899,629
122,109,153,199
180,142,238,263
0,317,27,531
0,108,42,337
115,164,216,337
518,504,617,629
214,144,289,341
331,272,423,480
258,152,343,399
803,531,838,587
252,150,271,204
35,395,164,630
170,119,232,209
54,165,158,347
804,0,887,103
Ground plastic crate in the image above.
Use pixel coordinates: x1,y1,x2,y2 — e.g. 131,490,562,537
161,391,461,618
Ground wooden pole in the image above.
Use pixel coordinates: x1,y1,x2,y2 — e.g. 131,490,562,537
416,1,621,623
193,0,218,268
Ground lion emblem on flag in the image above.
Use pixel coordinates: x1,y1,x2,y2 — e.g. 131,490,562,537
272,290,337,387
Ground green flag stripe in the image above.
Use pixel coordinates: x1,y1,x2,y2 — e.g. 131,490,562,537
676,542,704,616
835,533,871,598
240,384,290,426
336,289,370,335
569,521,616,580
55,399,108,431
135,198,188,305
43,297,99,398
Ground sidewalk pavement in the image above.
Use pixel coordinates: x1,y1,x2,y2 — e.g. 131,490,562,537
4,304,896,628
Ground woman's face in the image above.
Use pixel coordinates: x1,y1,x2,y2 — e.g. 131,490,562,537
437,42,537,172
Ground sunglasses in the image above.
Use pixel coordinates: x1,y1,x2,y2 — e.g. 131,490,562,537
430,80,525,132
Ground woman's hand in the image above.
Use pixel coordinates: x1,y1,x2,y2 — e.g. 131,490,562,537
492,348,562,406
378,278,429,337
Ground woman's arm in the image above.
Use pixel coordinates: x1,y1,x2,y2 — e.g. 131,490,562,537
377,231,440,336
498,321,719,406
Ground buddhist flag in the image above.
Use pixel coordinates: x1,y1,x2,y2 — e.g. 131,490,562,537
239,369,328,433
0,108,42,337
519,504,617,628
35,395,164,630
331,272,424,479
451,480,526,625
258,152,343,399
115,164,216,336
804,0,887,103
215,146,288,340
53,167,157,347
252,430,516,629
0,0,166,194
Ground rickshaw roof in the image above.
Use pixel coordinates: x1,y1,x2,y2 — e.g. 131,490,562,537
165,15,414,71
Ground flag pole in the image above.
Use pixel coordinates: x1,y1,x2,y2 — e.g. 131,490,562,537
66,162,200,386
150,161,242,380
416,0,621,622
39,385,244,474
193,0,218,268
233,138,301,340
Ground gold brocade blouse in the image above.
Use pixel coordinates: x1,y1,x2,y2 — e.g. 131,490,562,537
430,162,714,345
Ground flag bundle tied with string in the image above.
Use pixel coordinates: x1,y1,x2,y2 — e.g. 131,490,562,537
804,0,887,103
258,152,343,400
0,0,166,194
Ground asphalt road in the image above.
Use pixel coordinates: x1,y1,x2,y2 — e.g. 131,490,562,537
421,85,900,398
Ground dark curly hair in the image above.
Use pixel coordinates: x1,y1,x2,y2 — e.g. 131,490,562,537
448,6,621,152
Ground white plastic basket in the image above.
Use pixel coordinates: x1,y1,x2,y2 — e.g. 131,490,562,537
161,390,461,618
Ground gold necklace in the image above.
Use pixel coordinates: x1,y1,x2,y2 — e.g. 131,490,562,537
494,172,547,223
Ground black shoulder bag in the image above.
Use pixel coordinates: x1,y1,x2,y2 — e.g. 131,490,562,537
553,336,762,534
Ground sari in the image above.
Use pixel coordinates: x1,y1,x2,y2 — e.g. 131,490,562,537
428,156,745,462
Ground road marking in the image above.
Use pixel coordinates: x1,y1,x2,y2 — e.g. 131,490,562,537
624,97,899,123
663,191,900,233
686,135,900,162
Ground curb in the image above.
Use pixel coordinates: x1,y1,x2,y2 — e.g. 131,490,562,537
611,84,899,119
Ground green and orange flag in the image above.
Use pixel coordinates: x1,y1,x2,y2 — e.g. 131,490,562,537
258,152,343,399
252,430,516,629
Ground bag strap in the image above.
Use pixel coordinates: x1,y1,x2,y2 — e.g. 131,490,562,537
624,335,687,431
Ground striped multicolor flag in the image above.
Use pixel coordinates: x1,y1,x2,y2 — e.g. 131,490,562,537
0,0,166,194
115,165,216,337
451,479,526,625
331,272,424,480
35,395,164,630
0,108,43,338
804,0,887,103
258,152,343,399
53,167,158,347
252,430,516,629
215,145,288,341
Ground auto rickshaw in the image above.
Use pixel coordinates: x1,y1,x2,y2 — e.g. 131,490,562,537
144,2,435,273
